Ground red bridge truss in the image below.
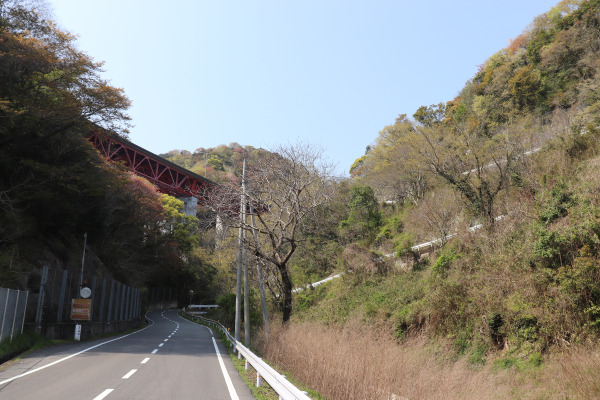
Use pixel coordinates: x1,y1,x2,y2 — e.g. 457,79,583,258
89,130,216,202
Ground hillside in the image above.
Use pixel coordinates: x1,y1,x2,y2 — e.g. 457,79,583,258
159,144,262,185
253,1,600,398
0,2,218,304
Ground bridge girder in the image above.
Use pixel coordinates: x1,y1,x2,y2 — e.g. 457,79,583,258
89,131,215,203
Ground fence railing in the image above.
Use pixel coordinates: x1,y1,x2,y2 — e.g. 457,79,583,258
184,311,311,400
0,287,28,343
33,265,141,326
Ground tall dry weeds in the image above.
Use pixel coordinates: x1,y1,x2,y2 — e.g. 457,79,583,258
257,320,598,399
556,348,600,398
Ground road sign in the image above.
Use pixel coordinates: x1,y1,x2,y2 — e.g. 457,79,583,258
80,286,92,298
71,299,92,320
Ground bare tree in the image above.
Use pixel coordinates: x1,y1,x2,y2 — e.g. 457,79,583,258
204,142,336,323
244,142,336,322
411,123,525,229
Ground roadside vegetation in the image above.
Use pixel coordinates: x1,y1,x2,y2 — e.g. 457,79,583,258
0,331,48,366
253,1,600,397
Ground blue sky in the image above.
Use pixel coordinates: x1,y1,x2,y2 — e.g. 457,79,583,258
48,0,560,175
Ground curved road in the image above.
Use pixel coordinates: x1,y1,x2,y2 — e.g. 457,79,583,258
0,310,254,399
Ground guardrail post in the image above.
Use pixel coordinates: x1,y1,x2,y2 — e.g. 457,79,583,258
256,372,262,387
245,359,249,371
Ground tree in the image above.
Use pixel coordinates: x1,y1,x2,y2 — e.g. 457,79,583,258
339,185,382,244
0,3,131,146
359,115,429,204
160,195,201,254
411,122,524,228
226,143,336,323
0,0,131,242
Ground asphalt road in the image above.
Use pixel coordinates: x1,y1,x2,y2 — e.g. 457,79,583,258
0,310,254,400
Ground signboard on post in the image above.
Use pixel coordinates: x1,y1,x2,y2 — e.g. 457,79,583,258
71,299,92,321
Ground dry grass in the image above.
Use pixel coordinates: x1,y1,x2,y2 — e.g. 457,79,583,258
554,347,600,399
257,320,600,400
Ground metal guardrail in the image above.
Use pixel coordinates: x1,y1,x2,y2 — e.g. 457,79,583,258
292,273,343,294
183,312,311,400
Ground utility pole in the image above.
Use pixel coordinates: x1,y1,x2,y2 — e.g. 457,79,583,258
79,232,87,298
243,163,250,346
234,160,246,342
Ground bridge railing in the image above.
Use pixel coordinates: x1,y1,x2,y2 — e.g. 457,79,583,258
183,311,311,400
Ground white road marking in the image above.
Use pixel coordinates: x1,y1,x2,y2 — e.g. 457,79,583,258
93,389,114,400
141,358,150,364
122,369,137,379
158,343,164,347
0,321,153,386
212,337,240,400
151,349,158,354
164,339,168,342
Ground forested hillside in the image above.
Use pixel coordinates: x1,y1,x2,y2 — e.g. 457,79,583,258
253,1,600,398
0,2,216,301
159,143,258,185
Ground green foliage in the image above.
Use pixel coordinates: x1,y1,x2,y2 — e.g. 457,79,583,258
538,181,575,224
206,155,225,171
533,229,562,267
160,195,200,253
0,331,46,364
162,144,267,184
515,316,539,342
584,303,600,330
526,28,554,65
375,216,403,245
349,155,366,177
393,232,414,258
339,185,382,244
467,342,488,368
487,312,504,344
509,65,541,108
413,103,446,127
431,247,459,276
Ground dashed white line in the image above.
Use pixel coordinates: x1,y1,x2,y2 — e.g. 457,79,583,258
122,369,137,379
164,339,168,342
158,343,164,347
93,389,114,400
151,349,158,354
141,357,150,364
0,320,154,386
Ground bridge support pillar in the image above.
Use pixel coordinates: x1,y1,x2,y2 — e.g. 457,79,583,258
177,196,198,216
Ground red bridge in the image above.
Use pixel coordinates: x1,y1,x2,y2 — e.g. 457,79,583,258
89,130,216,207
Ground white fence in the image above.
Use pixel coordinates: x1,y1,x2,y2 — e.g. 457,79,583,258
184,312,311,400
0,288,28,343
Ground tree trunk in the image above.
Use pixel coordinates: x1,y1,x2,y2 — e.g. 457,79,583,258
278,263,293,323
